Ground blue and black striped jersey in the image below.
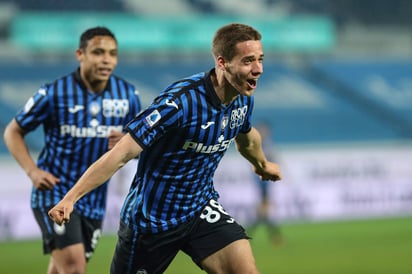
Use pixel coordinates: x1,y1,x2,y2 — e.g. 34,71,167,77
123,69,254,233
15,69,141,220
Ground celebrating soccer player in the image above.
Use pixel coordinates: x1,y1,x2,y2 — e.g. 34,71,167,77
48,23,281,274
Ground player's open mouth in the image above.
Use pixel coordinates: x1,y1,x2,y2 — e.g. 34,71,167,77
247,79,257,89
98,68,112,76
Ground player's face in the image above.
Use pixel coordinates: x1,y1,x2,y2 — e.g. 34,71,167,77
77,36,118,87
223,40,263,97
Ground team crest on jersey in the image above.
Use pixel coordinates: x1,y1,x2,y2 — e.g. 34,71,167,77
230,106,248,129
102,99,129,117
221,115,229,131
89,101,101,116
145,109,161,127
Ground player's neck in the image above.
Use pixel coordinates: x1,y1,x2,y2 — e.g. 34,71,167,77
85,80,107,94
212,69,238,105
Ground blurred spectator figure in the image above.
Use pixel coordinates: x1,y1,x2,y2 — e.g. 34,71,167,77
248,120,282,245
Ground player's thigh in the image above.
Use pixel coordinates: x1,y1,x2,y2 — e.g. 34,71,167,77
51,242,86,272
200,239,259,274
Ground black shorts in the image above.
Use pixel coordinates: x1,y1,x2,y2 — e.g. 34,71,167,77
32,207,102,260
110,199,250,274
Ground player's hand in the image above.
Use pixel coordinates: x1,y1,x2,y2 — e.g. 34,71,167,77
254,161,282,181
108,130,124,150
48,200,74,225
28,167,60,190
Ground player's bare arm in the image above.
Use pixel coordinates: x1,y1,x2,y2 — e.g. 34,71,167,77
48,133,142,224
235,127,282,181
4,119,60,189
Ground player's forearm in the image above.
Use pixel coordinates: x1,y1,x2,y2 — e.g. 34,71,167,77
7,140,37,175
237,143,267,169
235,127,267,169
4,121,37,175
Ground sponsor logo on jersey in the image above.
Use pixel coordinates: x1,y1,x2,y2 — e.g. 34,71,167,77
68,105,84,113
23,88,47,113
201,121,215,129
23,97,35,113
145,109,161,127
182,137,235,154
60,125,123,138
102,99,129,117
165,99,178,109
230,106,248,129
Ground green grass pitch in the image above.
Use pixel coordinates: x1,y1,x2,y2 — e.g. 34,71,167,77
0,216,411,273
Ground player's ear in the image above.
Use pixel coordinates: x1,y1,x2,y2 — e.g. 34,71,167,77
75,49,84,62
216,56,226,71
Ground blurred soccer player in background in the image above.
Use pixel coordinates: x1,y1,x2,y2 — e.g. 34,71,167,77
247,120,283,245
3,26,141,274
48,23,281,274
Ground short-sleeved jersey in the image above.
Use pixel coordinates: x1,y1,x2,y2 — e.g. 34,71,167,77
15,69,141,220
123,69,254,233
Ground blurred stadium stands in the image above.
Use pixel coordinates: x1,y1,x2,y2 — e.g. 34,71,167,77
3,0,412,24
0,0,412,153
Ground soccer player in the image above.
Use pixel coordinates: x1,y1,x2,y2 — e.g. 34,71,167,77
48,23,282,274
3,27,141,274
